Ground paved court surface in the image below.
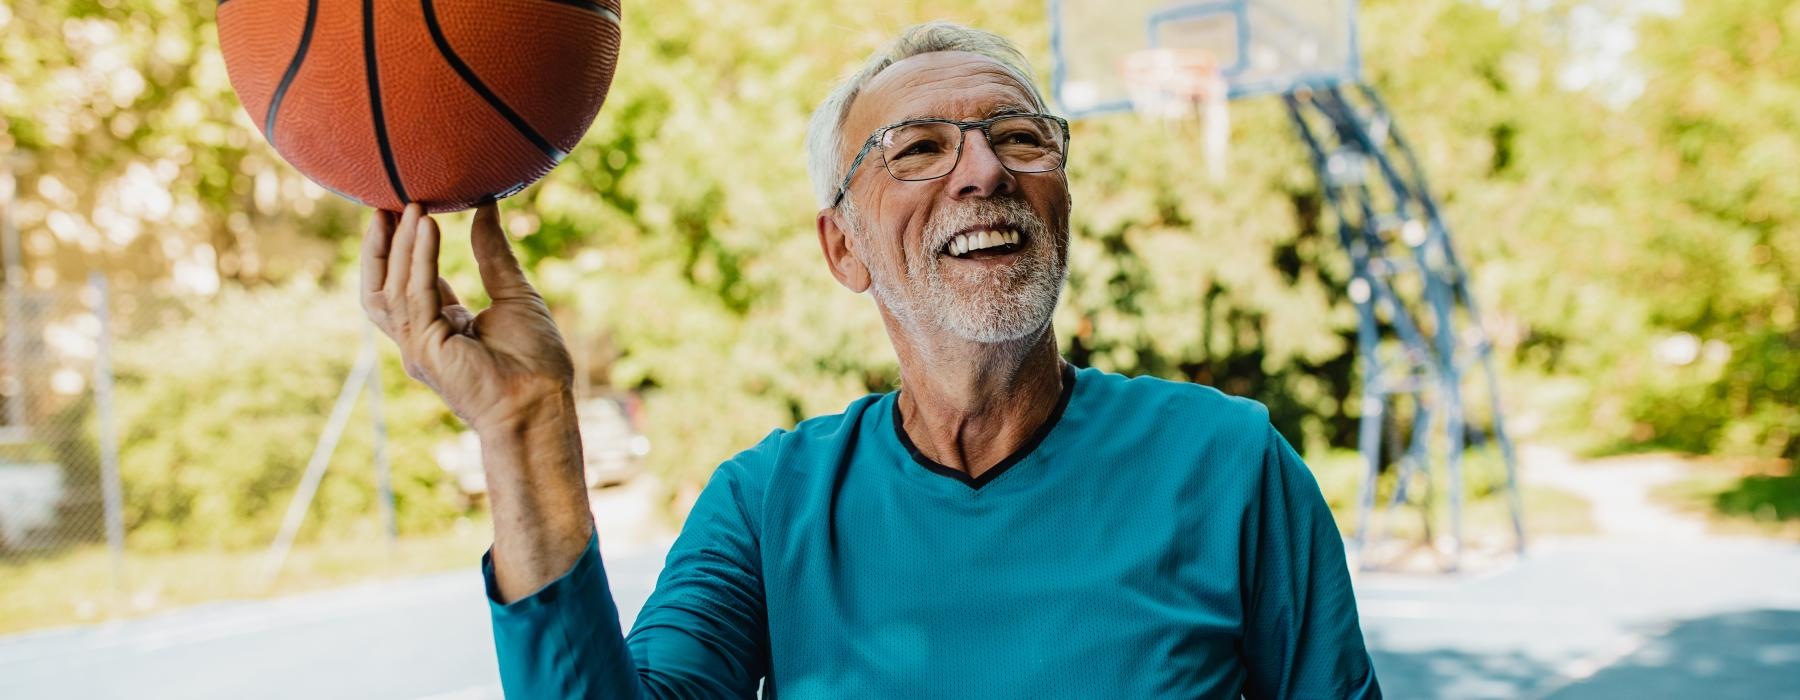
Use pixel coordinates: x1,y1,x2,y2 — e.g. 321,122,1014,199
3,532,1797,699
1360,537,1800,699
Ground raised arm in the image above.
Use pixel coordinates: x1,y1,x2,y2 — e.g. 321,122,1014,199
362,203,592,599
362,204,767,697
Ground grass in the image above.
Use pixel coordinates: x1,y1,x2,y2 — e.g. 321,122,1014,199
1650,455,1800,540
1,448,1608,636
0,518,497,637
1306,447,1597,544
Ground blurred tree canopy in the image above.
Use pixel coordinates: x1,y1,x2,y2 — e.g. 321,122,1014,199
0,0,1792,544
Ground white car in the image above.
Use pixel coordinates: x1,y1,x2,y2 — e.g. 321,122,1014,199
0,461,64,550
435,394,650,495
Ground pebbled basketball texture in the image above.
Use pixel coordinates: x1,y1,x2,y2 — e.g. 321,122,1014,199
217,0,622,213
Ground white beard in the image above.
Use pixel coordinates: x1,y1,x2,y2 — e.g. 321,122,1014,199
847,196,1067,344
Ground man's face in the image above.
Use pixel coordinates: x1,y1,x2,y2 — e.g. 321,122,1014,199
832,51,1071,344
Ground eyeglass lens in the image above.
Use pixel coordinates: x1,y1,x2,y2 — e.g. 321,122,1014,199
878,116,1065,181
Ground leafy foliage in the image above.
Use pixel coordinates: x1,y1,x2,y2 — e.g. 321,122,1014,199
0,0,1790,545
110,283,469,550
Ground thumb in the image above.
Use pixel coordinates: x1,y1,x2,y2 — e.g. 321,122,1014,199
471,203,535,302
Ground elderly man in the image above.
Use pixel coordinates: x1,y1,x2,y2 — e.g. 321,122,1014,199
362,22,1379,700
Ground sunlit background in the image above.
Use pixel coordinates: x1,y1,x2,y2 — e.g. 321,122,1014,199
0,0,1795,698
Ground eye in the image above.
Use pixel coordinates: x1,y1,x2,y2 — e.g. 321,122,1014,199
897,140,943,157
999,131,1045,146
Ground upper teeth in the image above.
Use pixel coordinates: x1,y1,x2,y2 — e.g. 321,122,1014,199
947,229,1020,256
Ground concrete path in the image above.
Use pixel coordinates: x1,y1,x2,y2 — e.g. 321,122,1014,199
1521,444,1708,540
1359,536,1800,699
0,539,669,700
1361,444,1800,698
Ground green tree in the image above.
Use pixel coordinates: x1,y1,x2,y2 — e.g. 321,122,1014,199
4,0,1790,540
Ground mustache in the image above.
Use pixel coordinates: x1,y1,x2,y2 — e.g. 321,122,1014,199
922,197,1050,254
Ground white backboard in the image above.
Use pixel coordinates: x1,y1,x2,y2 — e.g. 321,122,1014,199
1050,0,1361,117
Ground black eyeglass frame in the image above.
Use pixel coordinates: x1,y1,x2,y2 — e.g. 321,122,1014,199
829,113,1072,209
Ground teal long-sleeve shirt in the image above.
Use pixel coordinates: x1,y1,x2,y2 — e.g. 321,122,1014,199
484,364,1381,698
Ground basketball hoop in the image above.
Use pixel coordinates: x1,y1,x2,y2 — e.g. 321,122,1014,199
1119,48,1231,181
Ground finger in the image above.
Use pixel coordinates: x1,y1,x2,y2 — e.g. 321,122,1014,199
438,277,476,335
471,203,534,302
386,203,424,302
406,215,443,328
436,276,462,307
361,209,396,296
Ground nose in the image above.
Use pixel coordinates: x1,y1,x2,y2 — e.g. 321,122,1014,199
944,128,1017,201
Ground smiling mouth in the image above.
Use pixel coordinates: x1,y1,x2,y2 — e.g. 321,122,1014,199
941,226,1026,260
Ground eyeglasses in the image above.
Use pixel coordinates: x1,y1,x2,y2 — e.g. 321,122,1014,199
831,113,1071,208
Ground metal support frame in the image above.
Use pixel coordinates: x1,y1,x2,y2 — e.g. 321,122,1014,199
1283,83,1525,570
259,327,396,586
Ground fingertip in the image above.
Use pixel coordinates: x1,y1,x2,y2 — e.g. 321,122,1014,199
364,211,393,256
416,217,440,256
394,203,421,236
472,202,500,227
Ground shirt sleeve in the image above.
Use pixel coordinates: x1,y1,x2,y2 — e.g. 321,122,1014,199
1238,423,1382,699
485,439,774,699
485,531,646,699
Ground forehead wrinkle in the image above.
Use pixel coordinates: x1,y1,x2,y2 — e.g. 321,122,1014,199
897,94,1035,123
844,54,1036,151
883,64,1036,122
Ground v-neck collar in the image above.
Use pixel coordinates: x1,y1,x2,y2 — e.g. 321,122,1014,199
890,360,1078,491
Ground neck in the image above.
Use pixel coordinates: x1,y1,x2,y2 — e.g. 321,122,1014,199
889,319,1066,480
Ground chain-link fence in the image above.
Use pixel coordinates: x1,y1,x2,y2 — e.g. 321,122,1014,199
0,275,125,588
0,239,668,634
0,266,436,632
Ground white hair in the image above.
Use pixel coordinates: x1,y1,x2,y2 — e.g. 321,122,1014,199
805,22,1049,209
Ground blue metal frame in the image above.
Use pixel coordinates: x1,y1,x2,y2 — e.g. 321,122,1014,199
1284,84,1526,570
1046,0,1521,572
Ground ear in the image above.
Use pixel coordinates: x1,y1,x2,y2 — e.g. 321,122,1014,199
817,208,871,293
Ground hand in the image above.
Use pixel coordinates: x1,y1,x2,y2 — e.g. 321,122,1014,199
360,203,575,435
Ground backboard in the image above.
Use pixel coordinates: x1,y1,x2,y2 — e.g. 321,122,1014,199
1049,0,1361,118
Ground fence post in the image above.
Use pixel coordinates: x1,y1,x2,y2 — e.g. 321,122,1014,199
2,162,24,431
89,271,126,603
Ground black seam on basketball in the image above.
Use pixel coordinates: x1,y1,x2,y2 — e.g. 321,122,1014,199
363,0,410,204
421,0,568,162
536,0,621,24
263,0,320,146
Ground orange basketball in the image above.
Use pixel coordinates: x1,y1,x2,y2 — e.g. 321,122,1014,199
216,0,622,213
